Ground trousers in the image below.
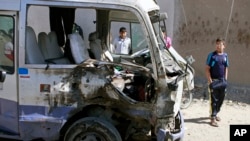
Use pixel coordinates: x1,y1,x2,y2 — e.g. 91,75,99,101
209,87,226,118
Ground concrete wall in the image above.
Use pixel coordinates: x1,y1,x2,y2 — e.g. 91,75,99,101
159,0,250,86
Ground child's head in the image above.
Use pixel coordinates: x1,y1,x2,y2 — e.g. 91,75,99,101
215,38,225,53
119,27,127,39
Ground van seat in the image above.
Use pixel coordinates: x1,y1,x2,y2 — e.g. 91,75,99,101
88,32,102,60
25,26,45,64
88,31,113,62
68,33,89,64
38,31,71,64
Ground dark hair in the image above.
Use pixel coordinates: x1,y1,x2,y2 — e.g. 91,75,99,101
119,27,126,32
216,38,225,43
216,38,226,46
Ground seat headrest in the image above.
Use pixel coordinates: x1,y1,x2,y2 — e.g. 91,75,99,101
88,32,98,41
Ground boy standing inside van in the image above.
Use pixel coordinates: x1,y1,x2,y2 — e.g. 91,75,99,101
205,38,229,127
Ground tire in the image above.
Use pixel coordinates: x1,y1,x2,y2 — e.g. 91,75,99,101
180,90,193,109
64,117,122,141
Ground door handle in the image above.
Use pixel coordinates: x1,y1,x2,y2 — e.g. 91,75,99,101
0,71,6,82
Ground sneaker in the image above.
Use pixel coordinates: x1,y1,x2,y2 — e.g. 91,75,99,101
210,118,219,127
216,116,221,121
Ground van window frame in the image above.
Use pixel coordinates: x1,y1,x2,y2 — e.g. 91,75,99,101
0,14,15,74
109,21,148,54
20,1,151,69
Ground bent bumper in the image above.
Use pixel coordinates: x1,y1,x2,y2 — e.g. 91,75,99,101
157,111,185,141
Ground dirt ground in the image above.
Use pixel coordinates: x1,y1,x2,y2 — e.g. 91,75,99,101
182,86,250,141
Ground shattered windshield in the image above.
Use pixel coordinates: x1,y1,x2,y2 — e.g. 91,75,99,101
152,23,165,50
150,13,168,51
150,12,186,72
150,12,179,64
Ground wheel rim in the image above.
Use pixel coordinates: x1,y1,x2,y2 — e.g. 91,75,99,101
64,117,122,141
76,132,106,141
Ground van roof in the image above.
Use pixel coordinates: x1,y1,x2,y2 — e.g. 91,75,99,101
1,0,159,12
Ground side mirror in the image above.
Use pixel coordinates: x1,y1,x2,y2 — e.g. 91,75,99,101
0,71,6,82
150,12,168,23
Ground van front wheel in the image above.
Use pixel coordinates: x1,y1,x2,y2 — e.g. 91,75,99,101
64,117,122,141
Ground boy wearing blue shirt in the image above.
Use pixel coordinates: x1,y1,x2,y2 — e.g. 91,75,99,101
205,38,229,127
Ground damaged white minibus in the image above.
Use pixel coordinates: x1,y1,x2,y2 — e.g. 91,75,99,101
0,0,194,140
